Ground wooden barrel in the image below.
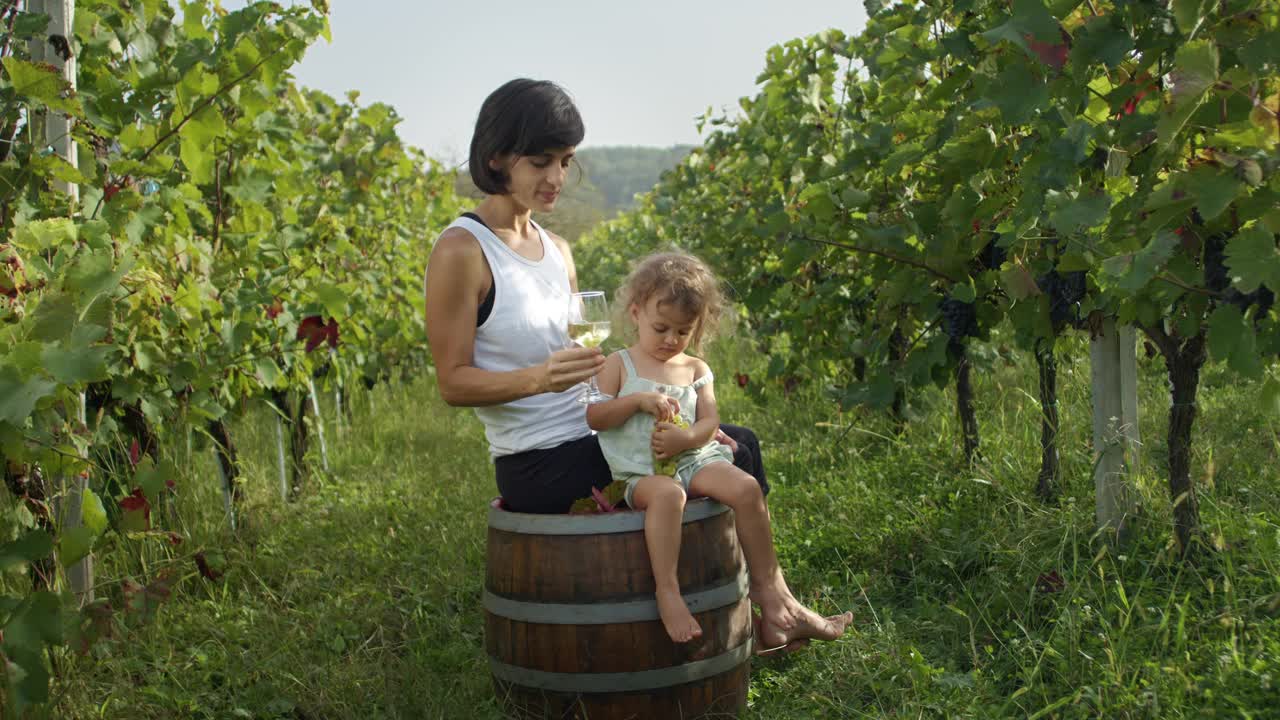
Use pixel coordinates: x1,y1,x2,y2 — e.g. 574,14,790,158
485,498,753,720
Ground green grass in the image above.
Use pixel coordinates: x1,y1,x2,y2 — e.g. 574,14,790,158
38,336,1280,718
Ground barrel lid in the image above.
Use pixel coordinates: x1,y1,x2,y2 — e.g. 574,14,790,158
488,497,730,535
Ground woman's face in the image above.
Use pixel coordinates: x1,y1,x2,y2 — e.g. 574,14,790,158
491,147,575,212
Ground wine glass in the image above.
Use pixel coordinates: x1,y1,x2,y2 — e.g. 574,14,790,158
567,291,612,403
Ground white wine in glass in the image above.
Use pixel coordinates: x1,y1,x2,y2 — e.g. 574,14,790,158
567,320,611,348
568,291,612,403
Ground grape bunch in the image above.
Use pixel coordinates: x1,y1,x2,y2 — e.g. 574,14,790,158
1228,285,1276,316
653,414,690,477
1205,234,1275,316
941,297,979,348
1038,270,1087,329
567,480,630,514
976,238,1007,272
1203,235,1230,293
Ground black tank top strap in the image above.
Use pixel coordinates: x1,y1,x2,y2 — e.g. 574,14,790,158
461,212,496,326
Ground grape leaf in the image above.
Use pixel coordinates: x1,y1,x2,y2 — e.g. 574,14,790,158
1261,377,1280,418
57,526,97,568
81,488,108,535
1,57,82,115
1182,166,1244,221
1208,305,1263,378
1048,192,1110,234
0,366,57,425
1172,0,1208,36
40,345,111,385
0,530,53,572
1224,227,1280,294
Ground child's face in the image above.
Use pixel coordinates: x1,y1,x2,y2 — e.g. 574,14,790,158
491,147,575,212
631,296,698,361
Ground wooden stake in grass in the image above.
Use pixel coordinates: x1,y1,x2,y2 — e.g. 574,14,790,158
208,419,242,532
1035,342,1060,503
308,377,330,472
1090,319,1140,545
274,410,288,502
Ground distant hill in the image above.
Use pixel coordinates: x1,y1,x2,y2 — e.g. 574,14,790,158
575,145,694,212
453,145,692,242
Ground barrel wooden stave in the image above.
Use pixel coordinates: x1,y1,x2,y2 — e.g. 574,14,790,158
494,663,750,720
486,597,752,674
485,505,742,603
485,500,751,719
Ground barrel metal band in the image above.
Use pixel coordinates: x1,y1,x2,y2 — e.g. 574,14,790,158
488,499,728,535
484,570,747,625
489,639,752,694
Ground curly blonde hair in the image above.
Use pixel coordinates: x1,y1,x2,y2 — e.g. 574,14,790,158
615,251,726,352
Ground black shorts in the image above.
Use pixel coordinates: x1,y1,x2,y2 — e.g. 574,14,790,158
494,424,768,514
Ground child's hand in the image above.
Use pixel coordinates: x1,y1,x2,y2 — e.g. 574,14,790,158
637,392,680,422
651,420,693,460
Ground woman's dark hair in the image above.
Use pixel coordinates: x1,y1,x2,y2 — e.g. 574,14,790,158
469,79,585,195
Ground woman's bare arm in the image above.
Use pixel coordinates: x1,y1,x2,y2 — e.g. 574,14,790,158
424,228,601,407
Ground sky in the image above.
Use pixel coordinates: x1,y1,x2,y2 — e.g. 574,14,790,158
222,1,868,163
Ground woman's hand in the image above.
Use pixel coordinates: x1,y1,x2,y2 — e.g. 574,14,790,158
651,421,694,460
636,392,680,422
713,428,738,452
539,346,605,393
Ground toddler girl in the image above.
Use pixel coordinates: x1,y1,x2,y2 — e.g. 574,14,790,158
585,252,851,649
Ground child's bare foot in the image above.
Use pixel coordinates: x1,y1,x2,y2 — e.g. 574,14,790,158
656,588,702,644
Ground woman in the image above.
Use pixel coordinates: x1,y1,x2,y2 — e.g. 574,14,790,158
423,79,840,652
423,78,766,515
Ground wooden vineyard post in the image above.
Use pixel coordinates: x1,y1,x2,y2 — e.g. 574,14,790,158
308,377,330,472
31,0,93,603
275,412,289,500
1090,319,1140,545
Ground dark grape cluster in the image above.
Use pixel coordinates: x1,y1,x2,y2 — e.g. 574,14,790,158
1203,234,1230,293
941,297,979,345
1038,270,1087,329
976,238,1007,271
1227,285,1275,316
1205,234,1275,316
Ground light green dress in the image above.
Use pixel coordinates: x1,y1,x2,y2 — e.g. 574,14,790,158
598,349,734,508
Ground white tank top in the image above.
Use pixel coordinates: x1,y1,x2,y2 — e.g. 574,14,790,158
438,216,591,457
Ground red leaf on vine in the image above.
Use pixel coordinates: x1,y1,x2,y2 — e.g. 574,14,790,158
1036,570,1066,594
118,488,151,531
735,372,749,389
128,438,140,468
296,315,340,352
102,176,132,203
194,552,223,581
1027,39,1069,70
266,298,283,319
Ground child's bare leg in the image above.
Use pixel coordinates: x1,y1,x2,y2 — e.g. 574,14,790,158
690,464,851,646
631,475,702,644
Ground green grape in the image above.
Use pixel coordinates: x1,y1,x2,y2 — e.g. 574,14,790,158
569,497,599,514
600,480,628,508
653,414,689,477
